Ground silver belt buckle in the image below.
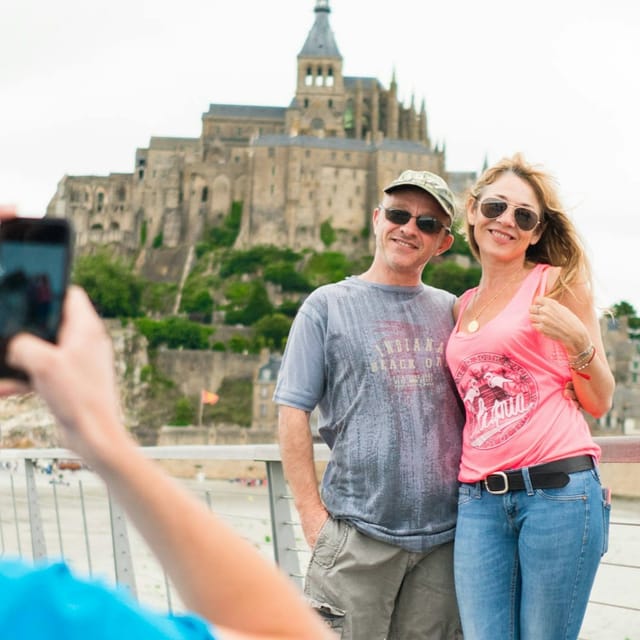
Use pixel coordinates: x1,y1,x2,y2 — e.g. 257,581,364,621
484,471,509,494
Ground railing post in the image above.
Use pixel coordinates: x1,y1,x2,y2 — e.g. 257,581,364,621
266,460,303,588
24,458,47,560
108,492,137,598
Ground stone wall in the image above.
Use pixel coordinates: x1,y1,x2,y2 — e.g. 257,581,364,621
154,349,260,397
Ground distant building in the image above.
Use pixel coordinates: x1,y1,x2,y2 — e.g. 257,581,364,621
47,0,475,282
252,353,281,432
598,315,640,434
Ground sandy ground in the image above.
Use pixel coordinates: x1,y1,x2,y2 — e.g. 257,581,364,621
0,466,637,639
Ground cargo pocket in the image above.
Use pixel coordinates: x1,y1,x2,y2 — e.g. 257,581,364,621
310,517,349,569
307,597,346,634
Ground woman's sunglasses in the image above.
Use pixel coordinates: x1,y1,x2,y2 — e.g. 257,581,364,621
479,198,541,232
380,205,450,235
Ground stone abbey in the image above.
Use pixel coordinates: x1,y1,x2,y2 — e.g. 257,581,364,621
47,0,475,281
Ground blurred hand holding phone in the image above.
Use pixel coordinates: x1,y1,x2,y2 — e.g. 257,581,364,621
0,216,73,380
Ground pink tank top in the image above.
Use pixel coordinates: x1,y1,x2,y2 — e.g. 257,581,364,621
446,263,600,482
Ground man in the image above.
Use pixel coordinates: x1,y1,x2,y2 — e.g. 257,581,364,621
274,170,465,639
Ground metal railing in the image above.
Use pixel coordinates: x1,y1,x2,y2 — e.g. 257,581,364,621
0,439,638,636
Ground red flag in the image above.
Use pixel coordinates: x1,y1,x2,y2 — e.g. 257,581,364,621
201,389,219,405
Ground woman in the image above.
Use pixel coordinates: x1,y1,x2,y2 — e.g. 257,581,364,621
445,154,614,639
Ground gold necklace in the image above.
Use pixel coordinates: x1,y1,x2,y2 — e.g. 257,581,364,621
466,273,523,333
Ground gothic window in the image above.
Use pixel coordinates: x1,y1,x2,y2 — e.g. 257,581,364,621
344,100,354,134
138,169,144,180
328,99,333,108
96,191,104,212
117,185,126,202
304,98,309,108
201,186,209,203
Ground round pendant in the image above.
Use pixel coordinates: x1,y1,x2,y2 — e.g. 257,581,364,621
467,319,479,333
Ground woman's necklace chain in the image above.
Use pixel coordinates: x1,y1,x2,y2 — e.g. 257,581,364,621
467,272,523,333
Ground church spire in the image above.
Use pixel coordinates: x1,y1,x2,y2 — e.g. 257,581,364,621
299,0,341,58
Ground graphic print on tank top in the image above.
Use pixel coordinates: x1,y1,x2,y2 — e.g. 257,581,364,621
453,352,539,448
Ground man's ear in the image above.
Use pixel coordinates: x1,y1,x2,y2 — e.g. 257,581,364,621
435,232,455,256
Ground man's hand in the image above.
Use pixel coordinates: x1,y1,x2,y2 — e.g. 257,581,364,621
300,505,330,548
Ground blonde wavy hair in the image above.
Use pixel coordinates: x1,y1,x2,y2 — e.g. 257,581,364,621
464,153,591,299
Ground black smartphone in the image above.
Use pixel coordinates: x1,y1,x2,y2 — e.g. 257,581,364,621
0,217,73,380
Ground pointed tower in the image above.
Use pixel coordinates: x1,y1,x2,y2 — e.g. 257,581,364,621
292,0,346,137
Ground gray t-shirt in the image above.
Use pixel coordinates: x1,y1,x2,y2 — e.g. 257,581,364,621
274,277,464,552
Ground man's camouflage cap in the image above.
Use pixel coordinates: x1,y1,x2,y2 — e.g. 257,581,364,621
383,170,456,223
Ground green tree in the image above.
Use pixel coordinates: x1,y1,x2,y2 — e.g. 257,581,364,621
303,251,352,286
264,261,312,292
423,261,481,296
612,300,637,318
142,281,178,315
135,317,214,350
170,397,196,426
73,252,144,318
253,313,292,350
180,283,214,318
225,282,273,326
320,219,336,247
277,299,302,318
200,201,243,250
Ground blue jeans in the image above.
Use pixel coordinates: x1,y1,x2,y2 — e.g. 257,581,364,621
454,467,610,640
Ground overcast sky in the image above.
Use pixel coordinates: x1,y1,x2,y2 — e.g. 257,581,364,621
2,0,639,313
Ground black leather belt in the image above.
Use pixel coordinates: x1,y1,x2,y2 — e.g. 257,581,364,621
483,455,594,495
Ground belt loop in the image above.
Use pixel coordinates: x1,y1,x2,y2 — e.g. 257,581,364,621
522,466,534,495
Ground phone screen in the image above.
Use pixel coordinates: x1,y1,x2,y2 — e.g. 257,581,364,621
0,218,72,379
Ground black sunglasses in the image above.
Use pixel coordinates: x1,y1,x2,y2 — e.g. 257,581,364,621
380,205,450,235
479,198,541,232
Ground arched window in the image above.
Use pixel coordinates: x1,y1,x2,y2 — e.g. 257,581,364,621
327,67,334,87
201,186,209,203
305,66,313,86
96,191,105,212
315,66,323,86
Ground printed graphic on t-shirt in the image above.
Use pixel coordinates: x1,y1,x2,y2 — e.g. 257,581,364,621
453,352,538,448
368,320,447,392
